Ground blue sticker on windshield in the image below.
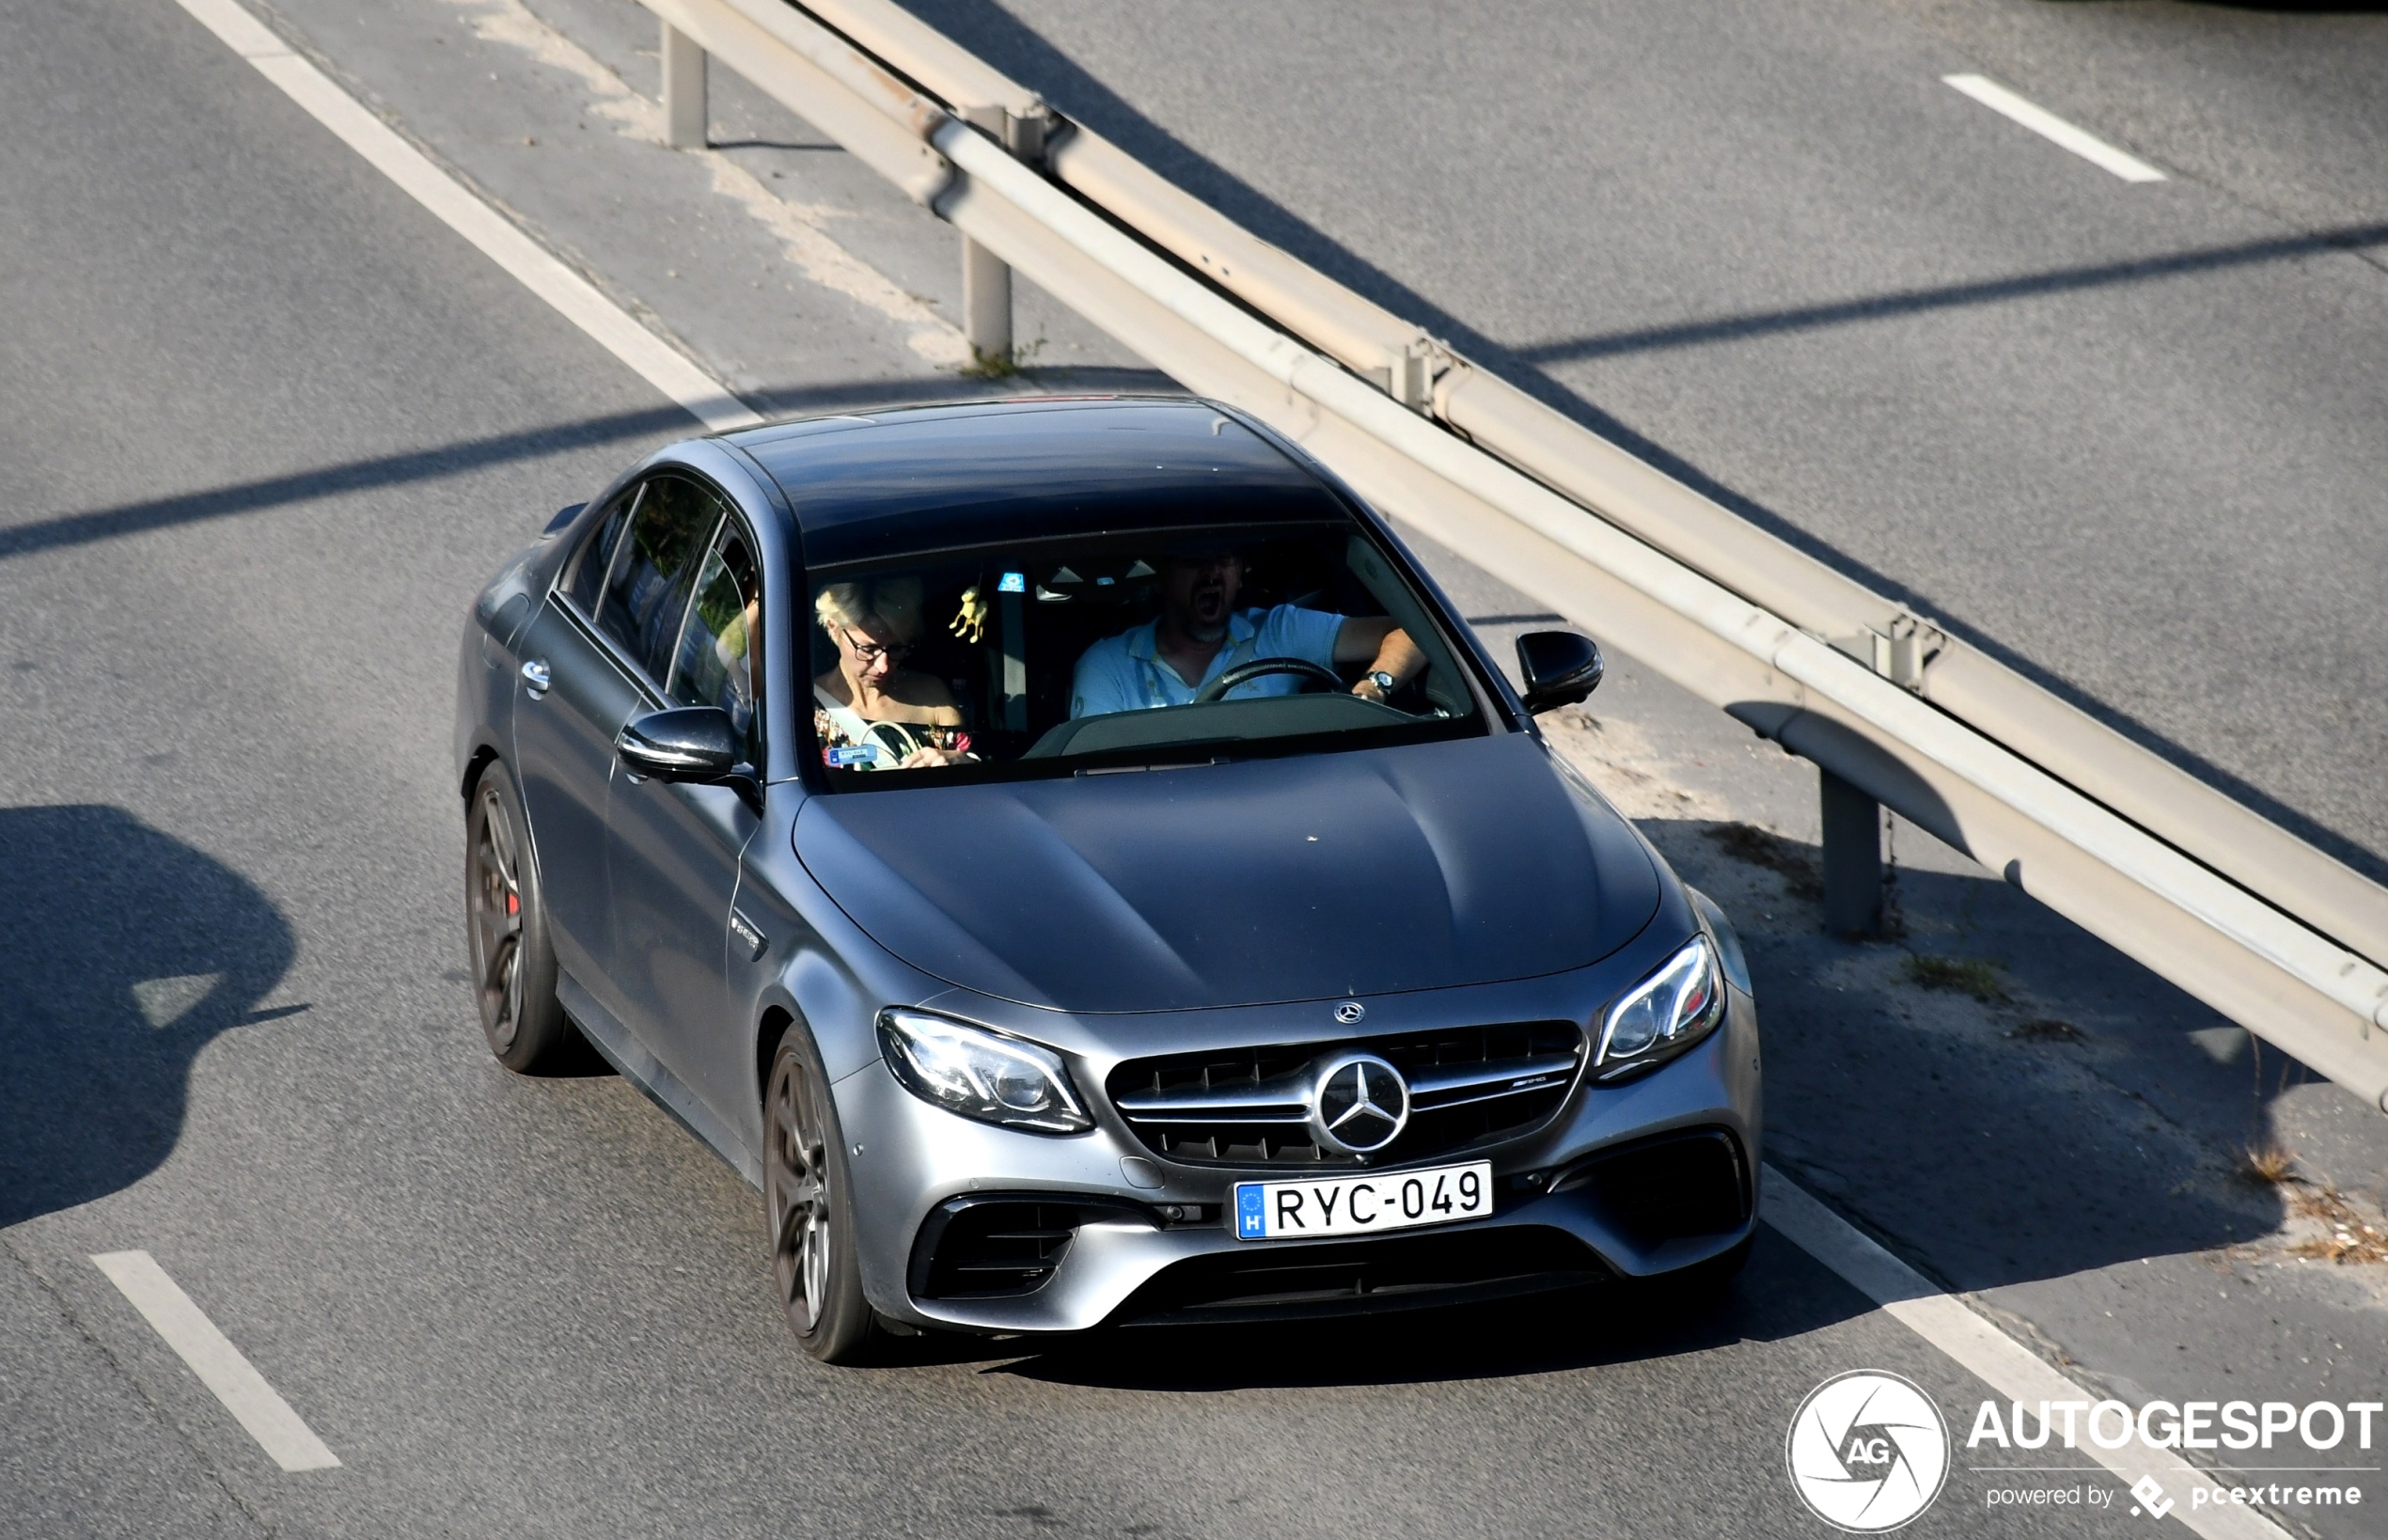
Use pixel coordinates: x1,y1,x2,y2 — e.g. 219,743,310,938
997,571,1026,593
1235,1184,1265,1238
825,745,881,767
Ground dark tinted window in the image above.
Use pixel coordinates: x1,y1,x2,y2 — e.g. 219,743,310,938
805,519,1484,782
596,475,723,683
668,525,762,758
563,486,638,615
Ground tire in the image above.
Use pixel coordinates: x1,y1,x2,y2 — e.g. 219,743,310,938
464,761,573,1072
763,1029,881,1364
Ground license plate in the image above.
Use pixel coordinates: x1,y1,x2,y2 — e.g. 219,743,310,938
1233,1161,1493,1241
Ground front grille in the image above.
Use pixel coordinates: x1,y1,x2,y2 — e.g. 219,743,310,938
1115,1225,1604,1323
912,1201,1082,1299
1553,1128,1750,1245
1107,1021,1584,1169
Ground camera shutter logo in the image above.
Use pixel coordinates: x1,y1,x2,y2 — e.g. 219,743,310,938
1785,1371,1950,1532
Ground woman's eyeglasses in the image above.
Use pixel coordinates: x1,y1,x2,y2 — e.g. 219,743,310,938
841,627,915,666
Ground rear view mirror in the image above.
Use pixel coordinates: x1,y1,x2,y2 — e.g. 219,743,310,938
617,706,746,785
1516,631,1604,715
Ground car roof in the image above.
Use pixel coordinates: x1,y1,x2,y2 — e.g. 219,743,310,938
724,397,1350,569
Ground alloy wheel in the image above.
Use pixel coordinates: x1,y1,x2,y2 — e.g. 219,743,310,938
766,1050,832,1334
470,782,523,1052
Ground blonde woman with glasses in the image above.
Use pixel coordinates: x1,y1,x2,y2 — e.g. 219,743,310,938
811,578,970,770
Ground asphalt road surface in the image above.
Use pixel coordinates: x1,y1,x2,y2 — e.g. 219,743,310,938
907,0,2388,884
3,2,2384,1537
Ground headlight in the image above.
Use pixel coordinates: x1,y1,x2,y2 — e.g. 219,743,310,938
1595,935,1724,1080
876,1008,1092,1134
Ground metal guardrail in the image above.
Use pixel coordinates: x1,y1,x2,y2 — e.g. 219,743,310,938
639,0,2388,1108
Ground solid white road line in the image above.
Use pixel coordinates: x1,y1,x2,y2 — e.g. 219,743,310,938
170,0,764,432
90,1250,340,1473
1762,1169,2288,1540
1942,73,2167,184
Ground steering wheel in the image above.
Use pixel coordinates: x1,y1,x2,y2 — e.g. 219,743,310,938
1192,656,1345,703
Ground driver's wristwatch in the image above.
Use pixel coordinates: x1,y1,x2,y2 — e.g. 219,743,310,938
1365,670,1398,694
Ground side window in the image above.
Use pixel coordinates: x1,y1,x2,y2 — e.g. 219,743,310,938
563,485,639,615
668,526,763,758
595,475,724,684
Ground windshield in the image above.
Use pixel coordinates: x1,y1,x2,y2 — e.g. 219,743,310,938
803,519,1488,785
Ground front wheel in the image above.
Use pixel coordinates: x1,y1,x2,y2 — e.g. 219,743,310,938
763,1029,880,1363
464,761,573,1072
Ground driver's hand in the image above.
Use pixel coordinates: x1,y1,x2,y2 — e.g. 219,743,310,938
1352,678,1388,702
899,746,953,769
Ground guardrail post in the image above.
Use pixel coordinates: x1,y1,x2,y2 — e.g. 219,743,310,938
662,21,706,149
1388,343,1432,411
959,105,1013,365
1820,768,1883,936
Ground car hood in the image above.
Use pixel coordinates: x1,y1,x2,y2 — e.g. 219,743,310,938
793,732,1661,1014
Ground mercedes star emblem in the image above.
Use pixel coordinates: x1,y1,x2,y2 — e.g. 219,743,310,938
1334,1000,1365,1025
1308,1052,1410,1155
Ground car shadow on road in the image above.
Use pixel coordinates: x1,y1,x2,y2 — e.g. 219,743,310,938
0,805,296,1228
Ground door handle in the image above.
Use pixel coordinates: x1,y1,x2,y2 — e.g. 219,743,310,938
521,659,552,698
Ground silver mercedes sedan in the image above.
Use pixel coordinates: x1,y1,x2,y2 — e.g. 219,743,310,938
455,395,1761,1363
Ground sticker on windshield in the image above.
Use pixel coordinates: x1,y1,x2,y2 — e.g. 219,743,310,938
825,745,882,767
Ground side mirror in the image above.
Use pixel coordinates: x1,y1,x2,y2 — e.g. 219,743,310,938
542,502,587,537
617,706,746,785
1516,630,1604,714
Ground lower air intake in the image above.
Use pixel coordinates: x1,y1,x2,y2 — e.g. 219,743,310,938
1114,1225,1605,1324
1554,1128,1751,1245
911,1200,1084,1300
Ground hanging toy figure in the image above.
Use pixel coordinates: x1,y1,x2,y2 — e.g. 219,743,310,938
950,583,989,643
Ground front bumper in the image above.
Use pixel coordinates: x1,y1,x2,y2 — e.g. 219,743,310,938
836,984,1760,1333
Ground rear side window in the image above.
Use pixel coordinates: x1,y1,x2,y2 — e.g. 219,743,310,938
595,475,725,683
563,486,639,615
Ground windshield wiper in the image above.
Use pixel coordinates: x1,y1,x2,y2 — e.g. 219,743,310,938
1074,757,1226,777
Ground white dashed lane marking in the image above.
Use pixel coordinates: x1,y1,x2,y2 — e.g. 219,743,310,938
1942,73,2168,183
91,1250,340,1473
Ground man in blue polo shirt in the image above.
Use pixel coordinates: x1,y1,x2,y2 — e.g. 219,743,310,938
1071,547,1422,717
